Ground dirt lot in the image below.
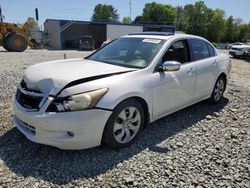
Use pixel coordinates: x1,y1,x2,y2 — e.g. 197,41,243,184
220,49,250,90
0,48,249,187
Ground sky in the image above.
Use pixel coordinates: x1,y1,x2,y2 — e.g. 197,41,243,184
1,0,250,27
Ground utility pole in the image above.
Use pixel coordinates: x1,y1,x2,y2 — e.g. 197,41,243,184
129,0,132,23
176,5,180,31
0,4,3,24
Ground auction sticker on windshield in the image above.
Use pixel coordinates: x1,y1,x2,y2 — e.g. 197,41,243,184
142,39,162,44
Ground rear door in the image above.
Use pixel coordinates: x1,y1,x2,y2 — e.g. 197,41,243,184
189,39,218,99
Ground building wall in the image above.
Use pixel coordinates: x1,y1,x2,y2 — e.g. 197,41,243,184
62,23,90,49
44,20,61,49
44,19,175,50
89,24,106,48
106,24,143,40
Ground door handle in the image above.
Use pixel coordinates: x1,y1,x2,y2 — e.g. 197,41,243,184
186,67,194,74
212,60,217,65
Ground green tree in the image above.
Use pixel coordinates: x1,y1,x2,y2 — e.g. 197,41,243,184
133,16,144,24
183,1,210,37
176,1,227,42
224,16,235,42
206,9,226,42
91,4,119,22
122,17,131,24
134,2,176,25
26,17,37,29
236,22,250,42
132,0,248,42
175,5,183,30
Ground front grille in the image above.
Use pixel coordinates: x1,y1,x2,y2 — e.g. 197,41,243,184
16,117,36,135
20,80,41,93
16,80,47,110
16,89,43,109
231,48,241,51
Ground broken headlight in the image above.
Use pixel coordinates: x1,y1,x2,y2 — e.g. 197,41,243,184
49,88,108,112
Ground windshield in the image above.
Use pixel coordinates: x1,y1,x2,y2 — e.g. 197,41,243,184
87,37,166,69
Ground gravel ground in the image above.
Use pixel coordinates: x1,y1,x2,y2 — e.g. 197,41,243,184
0,48,249,187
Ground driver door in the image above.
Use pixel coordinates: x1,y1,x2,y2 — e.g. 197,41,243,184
152,40,197,119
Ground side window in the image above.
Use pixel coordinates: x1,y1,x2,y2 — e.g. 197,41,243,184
190,39,211,61
207,43,216,57
162,40,189,64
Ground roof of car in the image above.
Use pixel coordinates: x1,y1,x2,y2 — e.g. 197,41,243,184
128,32,175,36
231,44,250,48
123,32,203,41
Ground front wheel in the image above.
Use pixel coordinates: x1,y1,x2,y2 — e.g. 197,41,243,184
103,99,145,149
3,34,12,51
209,76,226,104
7,33,28,52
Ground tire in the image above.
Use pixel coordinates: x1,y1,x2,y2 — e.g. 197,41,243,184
103,99,145,149
3,34,12,51
209,76,226,104
7,33,28,52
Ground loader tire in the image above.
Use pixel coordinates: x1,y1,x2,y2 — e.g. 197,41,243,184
7,33,28,52
3,34,12,51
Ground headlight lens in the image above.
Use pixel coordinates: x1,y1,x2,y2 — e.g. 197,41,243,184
63,93,92,111
50,88,108,112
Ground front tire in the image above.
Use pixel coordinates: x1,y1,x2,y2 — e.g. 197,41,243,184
3,34,12,51
209,76,226,104
7,33,28,52
103,99,145,149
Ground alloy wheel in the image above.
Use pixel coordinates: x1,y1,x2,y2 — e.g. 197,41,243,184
213,79,225,101
113,107,141,144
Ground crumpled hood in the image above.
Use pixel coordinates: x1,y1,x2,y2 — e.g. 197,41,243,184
23,58,135,95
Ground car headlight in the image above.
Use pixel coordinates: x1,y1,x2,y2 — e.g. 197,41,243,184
49,88,108,112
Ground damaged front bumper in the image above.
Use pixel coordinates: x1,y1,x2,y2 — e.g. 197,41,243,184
12,96,112,150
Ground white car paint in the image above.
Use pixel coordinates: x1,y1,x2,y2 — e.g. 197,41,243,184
12,33,231,150
23,58,136,95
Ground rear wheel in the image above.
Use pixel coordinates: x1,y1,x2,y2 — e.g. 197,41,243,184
209,76,226,104
103,99,145,149
7,33,28,52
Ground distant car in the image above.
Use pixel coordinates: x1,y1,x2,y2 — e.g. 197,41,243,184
79,36,95,50
227,42,243,50
245,48,250,60
12,32,231,150
229,44,250,58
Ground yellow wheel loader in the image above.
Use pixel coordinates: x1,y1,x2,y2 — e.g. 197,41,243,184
0,22,32,52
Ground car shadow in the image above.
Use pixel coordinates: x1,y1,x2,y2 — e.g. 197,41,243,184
0,97,229,185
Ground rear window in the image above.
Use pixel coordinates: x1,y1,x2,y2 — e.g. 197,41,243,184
190,39,211,61
207,43,216,56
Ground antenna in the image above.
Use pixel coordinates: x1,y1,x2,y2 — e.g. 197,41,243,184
129,0,132,23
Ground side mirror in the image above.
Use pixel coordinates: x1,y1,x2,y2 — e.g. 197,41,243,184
159,61,181,72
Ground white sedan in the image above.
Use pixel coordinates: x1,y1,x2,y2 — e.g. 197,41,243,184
12,32,231,150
